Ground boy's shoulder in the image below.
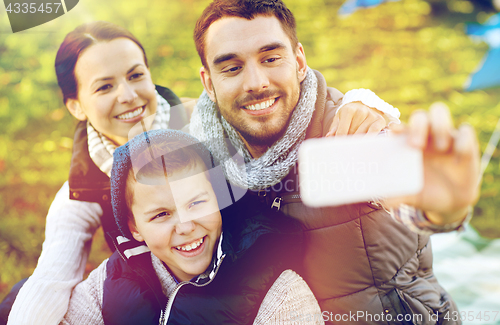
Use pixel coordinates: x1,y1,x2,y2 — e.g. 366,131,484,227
101,249,168,325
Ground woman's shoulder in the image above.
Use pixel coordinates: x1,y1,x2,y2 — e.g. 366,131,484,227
155,85,189,130
155,85,181,105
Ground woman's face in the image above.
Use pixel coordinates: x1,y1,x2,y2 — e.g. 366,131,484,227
66,38,157,146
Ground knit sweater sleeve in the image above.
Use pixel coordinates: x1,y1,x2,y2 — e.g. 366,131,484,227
253,270,324,325
60,258,108,325
8,181,102,325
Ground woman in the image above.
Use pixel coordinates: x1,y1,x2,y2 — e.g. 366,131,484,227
5,21,189,325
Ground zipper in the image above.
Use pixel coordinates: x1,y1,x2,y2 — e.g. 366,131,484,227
271,197,282,210
270,193,301,211
159,254,226,324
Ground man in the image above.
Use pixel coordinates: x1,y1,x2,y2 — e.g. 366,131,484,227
190,0,479,323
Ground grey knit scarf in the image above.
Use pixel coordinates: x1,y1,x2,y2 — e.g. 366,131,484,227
190,68,318,190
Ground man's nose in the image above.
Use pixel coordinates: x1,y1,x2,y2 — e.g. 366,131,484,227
117,82,138,103
242,62,269,93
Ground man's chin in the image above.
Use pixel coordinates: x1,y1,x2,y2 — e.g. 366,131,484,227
240,128,287,148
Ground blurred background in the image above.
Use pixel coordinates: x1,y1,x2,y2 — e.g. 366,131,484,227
0,0,499,312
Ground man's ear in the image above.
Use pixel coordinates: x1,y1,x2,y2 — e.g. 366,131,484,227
66,98,87,121
200,66,216,102
128,219,144,242
295,43,308,83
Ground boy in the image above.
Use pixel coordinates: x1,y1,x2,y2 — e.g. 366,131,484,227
61,129,323,325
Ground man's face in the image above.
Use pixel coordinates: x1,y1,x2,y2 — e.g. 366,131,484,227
200,15,307,148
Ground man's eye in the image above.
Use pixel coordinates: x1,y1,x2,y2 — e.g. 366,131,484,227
130,73,144,80
96,84,112,92
223,66,241,73
264,57,279,63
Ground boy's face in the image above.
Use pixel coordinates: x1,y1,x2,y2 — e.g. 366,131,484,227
128,161,222,282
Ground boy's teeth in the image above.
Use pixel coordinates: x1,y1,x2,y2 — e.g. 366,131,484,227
244,98,275,111
116,106,144,120
176,237,204,252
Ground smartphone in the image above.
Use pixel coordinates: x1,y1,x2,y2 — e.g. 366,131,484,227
298,134,423,207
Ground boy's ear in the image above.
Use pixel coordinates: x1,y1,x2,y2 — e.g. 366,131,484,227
128,220,144,242
66,98,87,121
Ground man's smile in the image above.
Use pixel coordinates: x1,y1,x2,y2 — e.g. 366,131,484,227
243,98,277,111
242,97,279,116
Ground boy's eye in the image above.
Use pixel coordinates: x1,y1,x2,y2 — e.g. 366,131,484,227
96,84,112,92
152,211,170,221
189,200,206,209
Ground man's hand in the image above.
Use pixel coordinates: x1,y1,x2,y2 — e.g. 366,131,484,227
384,103,481,225
326,101,387,136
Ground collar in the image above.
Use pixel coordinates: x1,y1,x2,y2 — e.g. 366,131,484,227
113,231,226,286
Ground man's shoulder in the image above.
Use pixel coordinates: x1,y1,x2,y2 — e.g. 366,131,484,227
311,69,344,103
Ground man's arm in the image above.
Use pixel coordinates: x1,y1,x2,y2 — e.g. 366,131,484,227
320,92,478,232
8,181,102,325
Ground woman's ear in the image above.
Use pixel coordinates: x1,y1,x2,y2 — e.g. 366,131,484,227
128,219,144,242
66,98,87,121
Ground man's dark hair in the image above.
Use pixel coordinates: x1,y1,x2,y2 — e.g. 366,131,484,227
194,0,298,69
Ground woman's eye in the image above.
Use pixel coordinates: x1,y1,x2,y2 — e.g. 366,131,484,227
130,73,144,80
96,84,112,92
